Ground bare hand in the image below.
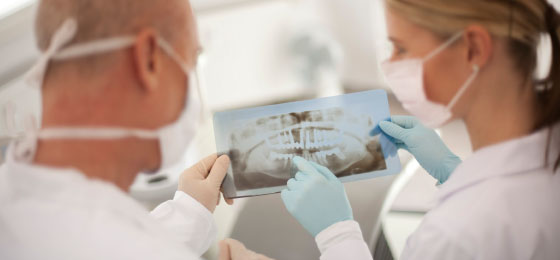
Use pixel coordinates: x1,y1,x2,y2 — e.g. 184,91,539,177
178,154,233,213
219,239,275,260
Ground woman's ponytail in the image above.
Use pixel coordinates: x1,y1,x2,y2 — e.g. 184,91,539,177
537,3,560,170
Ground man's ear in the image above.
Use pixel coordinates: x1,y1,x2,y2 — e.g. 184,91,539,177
464,25,493,69
133,29,160,92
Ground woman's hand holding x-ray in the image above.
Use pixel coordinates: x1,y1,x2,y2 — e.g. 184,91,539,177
281,156,353,237
378,115,462,184
178,154,233,213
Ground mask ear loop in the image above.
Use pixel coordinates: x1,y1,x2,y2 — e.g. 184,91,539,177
16,19,78,162
447,64,480,109
24,19,78,88
157,38,208,124
423,31,464,62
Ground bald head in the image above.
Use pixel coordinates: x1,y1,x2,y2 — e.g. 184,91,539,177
36,0,196,48
35,0,198,71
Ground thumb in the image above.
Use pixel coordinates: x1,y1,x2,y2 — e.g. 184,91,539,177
379,121,408,141
207,155,231,186
390,115,419,129
292,156,324,179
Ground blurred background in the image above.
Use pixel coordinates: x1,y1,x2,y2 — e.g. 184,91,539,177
0,0,558,259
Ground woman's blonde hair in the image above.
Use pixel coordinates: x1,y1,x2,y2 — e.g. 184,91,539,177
386,0,560,169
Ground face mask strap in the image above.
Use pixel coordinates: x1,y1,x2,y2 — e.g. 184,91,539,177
37,128,159,140
447,64,480,109
423,31,464,62
25,18,78,87
158,38,208,123
157,38,191,73
52,37,136,60
25,18,139,88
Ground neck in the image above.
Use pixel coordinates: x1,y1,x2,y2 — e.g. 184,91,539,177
33,138,158,191
464,78,537,151
35,69,160,191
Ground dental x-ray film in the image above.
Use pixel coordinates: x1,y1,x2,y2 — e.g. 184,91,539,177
214,90,401,199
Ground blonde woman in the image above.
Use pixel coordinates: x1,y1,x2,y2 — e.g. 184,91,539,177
274,0,560,259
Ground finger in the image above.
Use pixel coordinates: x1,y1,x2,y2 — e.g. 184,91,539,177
379,121,408,141
396,142,408,151
221,190,234,205
390,115,419,129
189,154,219,179
207,155,231,185
219,240,231,260
280,189,294,209
294,172,308,181
369,124,382,137
219,186,234,205
255,253,274,260
292,156,324,179
224,239,248,259
286,178,302,191
308,161,338,181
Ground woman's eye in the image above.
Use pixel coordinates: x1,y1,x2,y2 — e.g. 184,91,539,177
393,45,406,56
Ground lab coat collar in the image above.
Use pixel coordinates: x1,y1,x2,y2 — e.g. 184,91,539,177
437,125,560,202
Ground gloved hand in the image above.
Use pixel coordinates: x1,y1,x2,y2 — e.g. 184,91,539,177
219,238,275,260
178,154,233,213
281,156,353,237
378,115,462,184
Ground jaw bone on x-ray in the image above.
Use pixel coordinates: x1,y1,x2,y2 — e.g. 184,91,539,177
214,90,401,198
229,108,386,189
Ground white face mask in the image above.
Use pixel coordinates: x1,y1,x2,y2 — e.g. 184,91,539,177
14,18,202,172
381,32,480,128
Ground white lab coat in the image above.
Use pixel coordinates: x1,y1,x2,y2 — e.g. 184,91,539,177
316,126,560,260
0,147,216,260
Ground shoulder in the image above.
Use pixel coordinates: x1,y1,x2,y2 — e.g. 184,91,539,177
0,168,199,260
416,169,560,259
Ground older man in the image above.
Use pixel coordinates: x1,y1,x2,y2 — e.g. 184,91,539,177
0,0,273,259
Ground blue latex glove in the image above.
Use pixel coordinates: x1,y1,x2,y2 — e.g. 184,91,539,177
378,115,462,184
281,156,353,237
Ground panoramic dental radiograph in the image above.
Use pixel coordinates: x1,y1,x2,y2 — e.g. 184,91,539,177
226,108,387,191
